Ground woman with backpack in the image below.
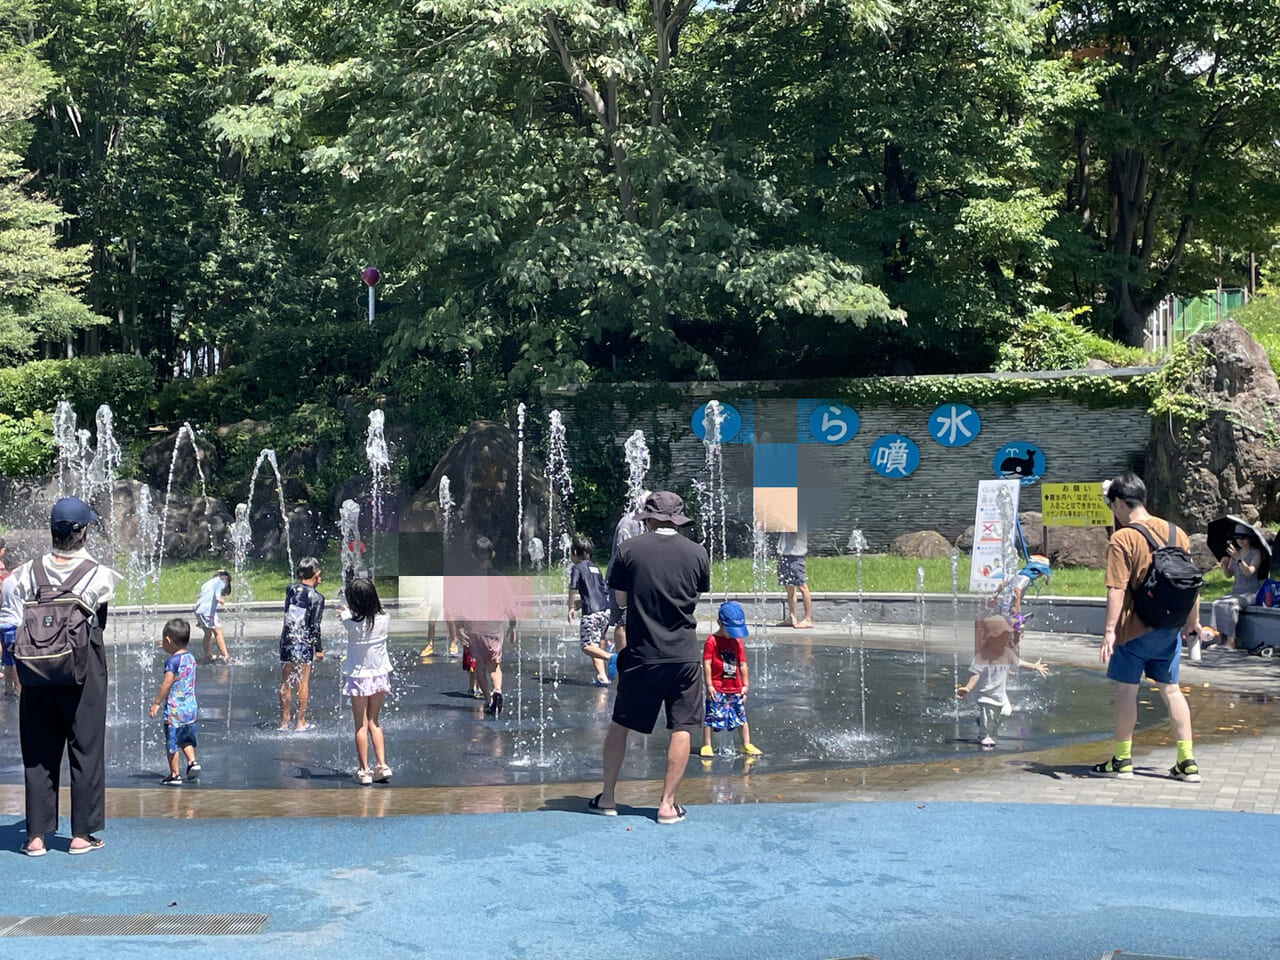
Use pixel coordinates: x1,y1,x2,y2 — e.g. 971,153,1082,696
0,498,122,856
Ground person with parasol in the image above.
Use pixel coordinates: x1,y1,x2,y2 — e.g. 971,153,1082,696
1205,517,1270,650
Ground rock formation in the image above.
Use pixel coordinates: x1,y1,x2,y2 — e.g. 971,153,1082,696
1147,319,1280,529
402,420,549,568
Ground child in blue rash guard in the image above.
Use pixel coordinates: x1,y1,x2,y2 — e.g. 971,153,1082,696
149,618,201,784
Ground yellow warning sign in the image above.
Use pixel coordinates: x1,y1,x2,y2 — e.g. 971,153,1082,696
1041,482,1113,527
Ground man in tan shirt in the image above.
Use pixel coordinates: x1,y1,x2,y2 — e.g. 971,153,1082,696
1092,472,1202,782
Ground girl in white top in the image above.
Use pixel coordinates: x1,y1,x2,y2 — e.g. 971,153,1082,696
340,578,393,785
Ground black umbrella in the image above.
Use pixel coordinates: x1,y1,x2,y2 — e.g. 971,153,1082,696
1206,515,1272,578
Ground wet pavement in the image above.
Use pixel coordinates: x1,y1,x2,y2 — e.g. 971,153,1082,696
1,624,1125,791
0,614,1276,817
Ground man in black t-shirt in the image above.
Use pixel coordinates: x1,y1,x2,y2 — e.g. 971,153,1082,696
590,491,710,825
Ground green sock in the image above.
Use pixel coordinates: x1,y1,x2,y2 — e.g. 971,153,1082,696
1114,739,1133,761
1177,740,1194,764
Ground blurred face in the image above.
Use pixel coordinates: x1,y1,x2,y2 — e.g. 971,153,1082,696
161,636,177,654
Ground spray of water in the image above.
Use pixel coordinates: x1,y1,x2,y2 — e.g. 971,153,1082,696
516,403,526,572
51,400,78,497
848,528,868,750
623,430,650,509
917,565,927,684
245,449,295,578
228,502,254,645
699,401,728,600
156,423,212,584
751,523,771,645
438,476,456,549
339,498,362,588
950,545,961,723
365,410,391,576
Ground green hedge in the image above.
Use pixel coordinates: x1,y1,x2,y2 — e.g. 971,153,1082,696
0,355,153,429
0,412,55,477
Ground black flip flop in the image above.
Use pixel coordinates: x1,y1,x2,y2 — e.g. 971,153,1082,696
656,804,686,825
587,793,617,816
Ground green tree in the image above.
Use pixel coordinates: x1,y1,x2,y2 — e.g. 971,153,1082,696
209,0,904,387
697,0,1080,372
0,0,100,360
1049,0,1280,345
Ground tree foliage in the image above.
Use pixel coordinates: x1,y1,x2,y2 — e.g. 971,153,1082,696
1048,0,1280,344
0,0,99,360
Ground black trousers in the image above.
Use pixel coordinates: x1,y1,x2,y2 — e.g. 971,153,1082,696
19,640,107,838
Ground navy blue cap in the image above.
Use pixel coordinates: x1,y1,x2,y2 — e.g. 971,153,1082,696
717,600,749,638
50,497,98,531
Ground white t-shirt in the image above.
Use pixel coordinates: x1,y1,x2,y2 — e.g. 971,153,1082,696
0,550,122,629
195,575,227,619
968,662,1011,708
777,530,808,557
341,612,392,678
0,576,21,629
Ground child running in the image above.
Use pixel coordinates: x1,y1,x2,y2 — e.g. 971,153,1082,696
280,557,325,731
194,569,232,663
956,655,1049,748
340,578,393,785
148,617,201,784
567,536,613,686
700,601,763,758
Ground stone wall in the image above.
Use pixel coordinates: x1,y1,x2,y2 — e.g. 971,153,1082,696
553,380,1150,553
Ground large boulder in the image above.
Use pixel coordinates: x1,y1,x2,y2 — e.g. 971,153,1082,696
402,420,550,568
108,478,233,561
139,428,220,492
0,477,236,563
1043,525,1110,569
1147,320,1280,530
890,530,954,559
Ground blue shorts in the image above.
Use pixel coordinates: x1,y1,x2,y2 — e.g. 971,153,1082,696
165,722,198,754
705,691,747,731
1,626,14,667
1107,627,1182,685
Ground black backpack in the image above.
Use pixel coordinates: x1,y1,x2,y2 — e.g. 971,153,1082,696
13,559,101,687
1129,522,1202,629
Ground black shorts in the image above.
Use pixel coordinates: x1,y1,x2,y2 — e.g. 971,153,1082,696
280,641,317,664
611,656,703,735
606,592,625,627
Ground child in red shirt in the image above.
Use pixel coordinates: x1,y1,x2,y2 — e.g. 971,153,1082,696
700,601,763,757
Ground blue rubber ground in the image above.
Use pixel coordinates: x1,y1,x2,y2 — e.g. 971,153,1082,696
1,802,1276,959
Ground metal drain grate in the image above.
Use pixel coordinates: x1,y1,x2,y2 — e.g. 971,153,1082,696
0,914,268,937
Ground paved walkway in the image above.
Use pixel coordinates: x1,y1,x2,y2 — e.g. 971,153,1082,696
0,618,1277,959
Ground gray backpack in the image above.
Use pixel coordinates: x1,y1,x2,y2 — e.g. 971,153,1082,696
13,559,100,687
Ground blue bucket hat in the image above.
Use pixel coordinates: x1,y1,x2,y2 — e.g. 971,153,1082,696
717,601,749,638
